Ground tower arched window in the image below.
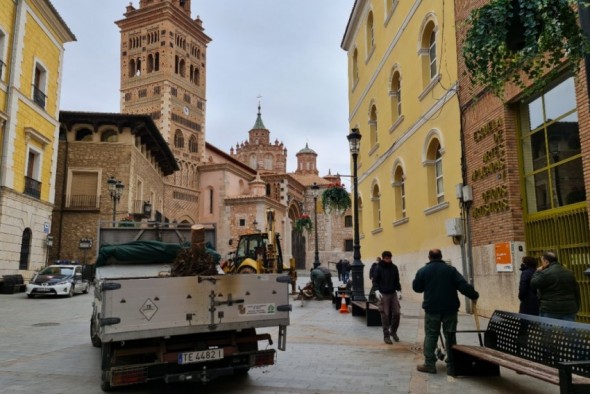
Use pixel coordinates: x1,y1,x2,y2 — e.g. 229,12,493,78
264,154,273,170
129,59,136,78
188,135,198,153
147,54,154,73
174,130,184,148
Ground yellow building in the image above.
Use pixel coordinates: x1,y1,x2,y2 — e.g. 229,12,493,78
0,0,75,276
341,0,465,295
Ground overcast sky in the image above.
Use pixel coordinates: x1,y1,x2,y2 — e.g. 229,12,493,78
50,0,355,185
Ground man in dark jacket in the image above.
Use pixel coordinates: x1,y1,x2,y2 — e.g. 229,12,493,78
530,251,580,321
518,256,539,315
412,249,479,375
372,251,402,344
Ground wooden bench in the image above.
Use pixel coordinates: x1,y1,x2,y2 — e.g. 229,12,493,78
350,300,381,327
451,310,590,394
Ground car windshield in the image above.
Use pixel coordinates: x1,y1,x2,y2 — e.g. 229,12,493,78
39,266,74,276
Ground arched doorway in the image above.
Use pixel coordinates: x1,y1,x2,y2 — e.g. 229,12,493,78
289,203,306,269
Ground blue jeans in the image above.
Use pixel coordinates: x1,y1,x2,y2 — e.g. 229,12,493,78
540,311,577,321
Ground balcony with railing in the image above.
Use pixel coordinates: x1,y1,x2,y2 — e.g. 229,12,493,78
66,194,99,210
24,176,41,199
32,85,46,109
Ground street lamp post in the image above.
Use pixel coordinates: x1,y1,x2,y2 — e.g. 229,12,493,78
311,182,320,267
347,128,366,301
107,176,125,225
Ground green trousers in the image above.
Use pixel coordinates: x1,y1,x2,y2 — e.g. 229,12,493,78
423,312,458,373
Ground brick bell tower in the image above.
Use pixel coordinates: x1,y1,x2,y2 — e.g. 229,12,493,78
116,0,211,223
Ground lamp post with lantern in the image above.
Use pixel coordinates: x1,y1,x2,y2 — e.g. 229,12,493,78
347,128,366,301
311,182,320,267
107,176,125,225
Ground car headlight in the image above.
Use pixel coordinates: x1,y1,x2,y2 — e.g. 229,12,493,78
57,280,69,285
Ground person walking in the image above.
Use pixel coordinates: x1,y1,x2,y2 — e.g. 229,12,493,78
518,256,540,315
412,249,479,375
368,257,381,301
342,259,351,283
336,259,343,282
372,251,402,344
530,251,580,321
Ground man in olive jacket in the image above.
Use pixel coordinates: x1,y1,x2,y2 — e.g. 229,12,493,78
412,249,479,375
530,251,580,321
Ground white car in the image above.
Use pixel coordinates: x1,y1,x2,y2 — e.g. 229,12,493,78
26,264,90,298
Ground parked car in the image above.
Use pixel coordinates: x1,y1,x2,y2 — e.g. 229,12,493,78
26,264,90,298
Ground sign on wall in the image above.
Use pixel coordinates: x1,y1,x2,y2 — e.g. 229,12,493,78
495,241,514,272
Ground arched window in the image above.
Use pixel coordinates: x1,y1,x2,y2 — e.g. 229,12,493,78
366,11,375,56
75,128,92,141
129,59,136,78
175,55,179,74
420,20,438,87
101,130,118,142
147,54,154,73
369,105,378,147
393,165,406,220
249,154,257,169
179,59,186,77
18,228,32,270
264,154,273,170
154,52,159,71
426,138,444,206
188,135,198,153
195,67,200,85
352,49,359,86
390,70,402,123
372,183,381,229
174,130,184,148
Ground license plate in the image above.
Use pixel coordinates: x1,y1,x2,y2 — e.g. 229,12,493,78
178,349,224,365
36,288,50,292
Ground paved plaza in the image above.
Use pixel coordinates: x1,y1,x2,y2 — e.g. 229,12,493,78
0,273,558,393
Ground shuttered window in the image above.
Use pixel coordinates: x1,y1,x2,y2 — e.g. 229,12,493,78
69,172,98,208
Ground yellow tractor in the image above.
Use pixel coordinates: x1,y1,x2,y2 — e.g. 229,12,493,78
222,209,297,291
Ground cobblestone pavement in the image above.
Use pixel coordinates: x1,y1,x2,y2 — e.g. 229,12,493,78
0,273,557,393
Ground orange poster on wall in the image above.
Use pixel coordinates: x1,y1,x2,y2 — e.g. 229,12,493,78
495,242,513,272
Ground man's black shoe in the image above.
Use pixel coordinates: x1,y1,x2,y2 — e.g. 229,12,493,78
384,336,393,344
391,333,399,342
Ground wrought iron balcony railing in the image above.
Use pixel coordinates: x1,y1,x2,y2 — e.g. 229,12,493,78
32,85,46,108
24,176,41,199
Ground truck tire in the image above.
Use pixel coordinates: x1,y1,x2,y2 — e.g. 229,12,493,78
90,316,102,348
235,328,258,375
100,371,113,392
